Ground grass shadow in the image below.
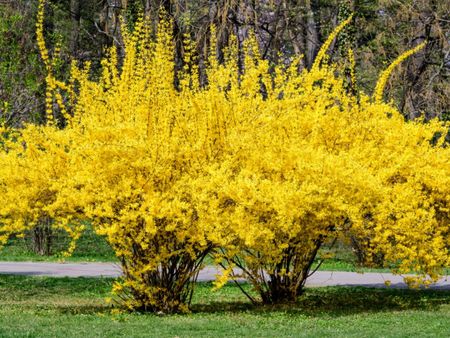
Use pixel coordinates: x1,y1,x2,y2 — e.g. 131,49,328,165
1,276,449,317
190,282,450,316
295,286,450,316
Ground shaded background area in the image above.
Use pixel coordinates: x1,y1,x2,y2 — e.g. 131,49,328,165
0,0,448,127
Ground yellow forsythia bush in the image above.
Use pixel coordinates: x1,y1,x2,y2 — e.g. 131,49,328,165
0,2,449,311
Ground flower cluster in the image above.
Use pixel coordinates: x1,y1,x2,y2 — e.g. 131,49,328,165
0,1,448,312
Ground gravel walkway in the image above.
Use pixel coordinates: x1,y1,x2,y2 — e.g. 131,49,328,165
0,262,449,289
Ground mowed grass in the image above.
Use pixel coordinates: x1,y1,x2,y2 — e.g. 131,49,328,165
0,227,117,262
0,275,449,337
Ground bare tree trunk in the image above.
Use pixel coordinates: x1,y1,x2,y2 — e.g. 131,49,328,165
305,0,320,68
400,7,433,119
30,217,53,256
69,0,81,56
283,1,306,70
100,0,125,48
143,0,151,16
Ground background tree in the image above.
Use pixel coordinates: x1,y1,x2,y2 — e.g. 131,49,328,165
1,1,448,122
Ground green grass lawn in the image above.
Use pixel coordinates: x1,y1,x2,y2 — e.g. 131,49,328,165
0,227,117,262
0,275,449,337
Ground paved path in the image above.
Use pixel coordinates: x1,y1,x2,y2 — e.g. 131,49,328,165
0,262,449,289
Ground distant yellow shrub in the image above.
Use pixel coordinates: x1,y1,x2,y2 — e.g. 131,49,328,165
0,0,448,311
